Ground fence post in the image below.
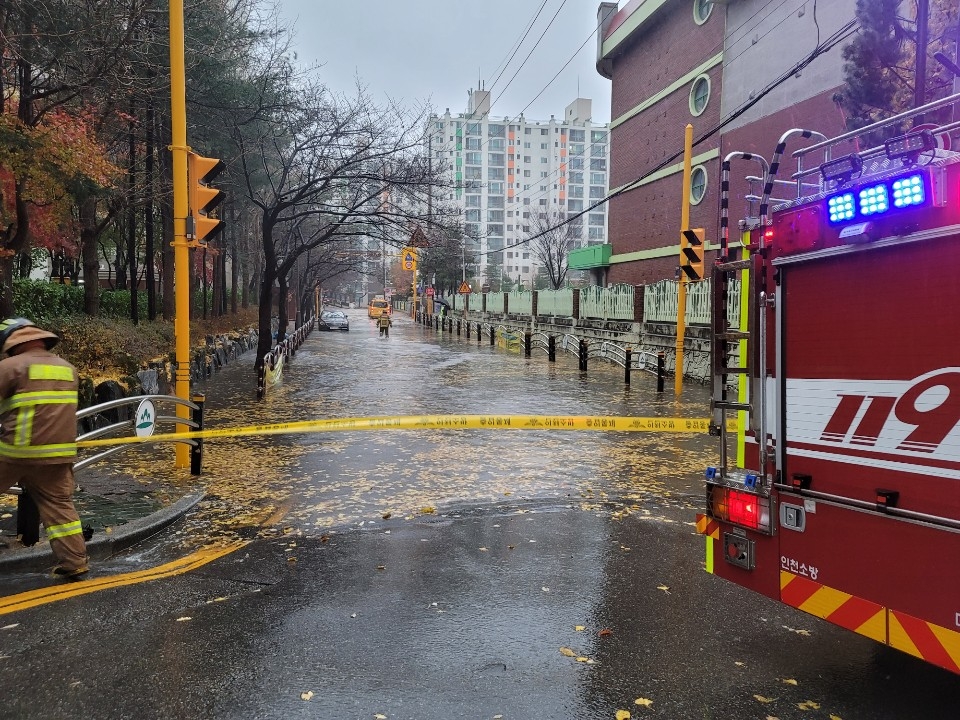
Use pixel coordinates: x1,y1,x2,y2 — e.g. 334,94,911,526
477,323,482,343
524,332,531,357
490,326,495,346
457,319,461,336
548,335,556,362
657,352,665,393
257,359,266,399
625,347,632,385
466,321,471,339
190,393,205,476
579,339,588,371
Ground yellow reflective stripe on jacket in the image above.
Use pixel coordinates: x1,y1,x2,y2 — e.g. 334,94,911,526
0,390,78,413
28,364,75,382
0,440,77,459
14,407,34,446
46,520,83,540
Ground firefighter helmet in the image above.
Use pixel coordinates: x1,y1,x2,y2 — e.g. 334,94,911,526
0,317,60,354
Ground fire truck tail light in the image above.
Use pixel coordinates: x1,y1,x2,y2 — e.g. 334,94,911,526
708,486,772,533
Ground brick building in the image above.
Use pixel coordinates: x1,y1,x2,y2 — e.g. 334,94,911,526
579,0,857,285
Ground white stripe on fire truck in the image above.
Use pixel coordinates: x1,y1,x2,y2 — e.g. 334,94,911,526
787,443,960,480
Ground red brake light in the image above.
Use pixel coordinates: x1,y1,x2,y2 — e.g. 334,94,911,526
727,490,760,529
709,486,770,532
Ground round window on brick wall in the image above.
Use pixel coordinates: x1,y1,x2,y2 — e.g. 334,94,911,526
693,0,713,25
690,165,707,205
689,75,710,116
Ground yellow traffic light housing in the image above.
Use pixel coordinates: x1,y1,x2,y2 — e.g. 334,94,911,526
680,227,705,282
187,152,225,242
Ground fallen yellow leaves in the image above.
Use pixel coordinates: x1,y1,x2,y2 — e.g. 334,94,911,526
420,506,436,514
634,697,654,707
797,700,821,711
575,625,586,632
782,678,798,686
754,695,776,704
374,714,387,719
615,710,631,720
656,585,670,594
176,616,192,622
300,691,314,701
559,647,577,657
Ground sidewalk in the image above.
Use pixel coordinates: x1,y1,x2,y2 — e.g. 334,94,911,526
0,469,204,573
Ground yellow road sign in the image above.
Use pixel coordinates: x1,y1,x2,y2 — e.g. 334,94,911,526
457,281,471,294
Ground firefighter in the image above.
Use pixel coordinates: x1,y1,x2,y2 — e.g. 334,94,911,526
377,311,392,338
0,318,87,579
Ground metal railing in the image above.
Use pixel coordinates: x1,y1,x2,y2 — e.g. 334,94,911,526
257,318,314,399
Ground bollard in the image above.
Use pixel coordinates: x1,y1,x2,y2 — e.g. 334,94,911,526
477,323,482,343
548,335,556,362
457,319,461,336
490,327,495,346
657,352,665,393
625,347,632,385
524,332,532,357
190,393,205,476
257,360,266,400
579,339,588,371
435,316,440,330
466,321,471,339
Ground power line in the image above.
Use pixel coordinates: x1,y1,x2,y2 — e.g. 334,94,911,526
488,0,552,93
481,17,860,257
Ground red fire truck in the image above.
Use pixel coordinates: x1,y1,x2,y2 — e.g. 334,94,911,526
699,95,960,674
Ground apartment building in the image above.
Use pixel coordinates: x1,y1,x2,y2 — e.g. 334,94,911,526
429,89,610,288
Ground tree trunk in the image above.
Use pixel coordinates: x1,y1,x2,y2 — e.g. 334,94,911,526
277,273,288,343
0,257,14,318
79,197,100,316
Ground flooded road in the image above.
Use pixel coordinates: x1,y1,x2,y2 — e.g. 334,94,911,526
143,308,715,551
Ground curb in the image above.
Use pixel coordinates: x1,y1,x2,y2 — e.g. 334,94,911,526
0,491,206,573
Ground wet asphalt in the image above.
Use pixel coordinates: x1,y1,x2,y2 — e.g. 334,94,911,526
1,310,958,719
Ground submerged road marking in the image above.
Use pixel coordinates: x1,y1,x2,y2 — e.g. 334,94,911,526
0,541,245,616
78,414,737,449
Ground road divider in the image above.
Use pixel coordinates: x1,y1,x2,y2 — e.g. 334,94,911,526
77,414,738,449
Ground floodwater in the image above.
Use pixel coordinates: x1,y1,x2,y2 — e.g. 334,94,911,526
134,308,715,550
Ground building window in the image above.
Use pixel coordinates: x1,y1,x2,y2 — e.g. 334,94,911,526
693,0,713,25
489,138,505,150
488,224,503,236
690,164,708,204
488,210,504,222
540,157,548,164
466,209,480,222
489,182,504,194
523,155,531,163
465,152,482,165
588,213,605,226
489,124,505,137
590,172,605,186
523,170,531,177
589,186,605,199
488,153,505,166
589,227,605,240
567,199,583,212
689,74,711,116
590,144,606,158
589,158,606,171
467,122,481,136
489,195,504,208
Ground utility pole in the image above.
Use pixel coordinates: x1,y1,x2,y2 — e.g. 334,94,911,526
168,0,191,468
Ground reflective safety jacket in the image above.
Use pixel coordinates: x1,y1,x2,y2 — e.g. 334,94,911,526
0,347,78,464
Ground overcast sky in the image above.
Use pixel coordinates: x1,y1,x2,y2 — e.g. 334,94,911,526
274,0,613,123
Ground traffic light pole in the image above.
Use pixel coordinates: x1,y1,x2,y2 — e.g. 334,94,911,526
169,0,191,468
675,123,693,395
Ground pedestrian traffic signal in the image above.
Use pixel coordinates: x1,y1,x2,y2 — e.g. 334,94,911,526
187,152,225,242
680,228,705,282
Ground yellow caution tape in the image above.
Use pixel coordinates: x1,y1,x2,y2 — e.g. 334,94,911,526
77,414,739,449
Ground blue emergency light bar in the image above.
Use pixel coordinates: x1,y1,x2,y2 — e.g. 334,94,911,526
826,171,928,224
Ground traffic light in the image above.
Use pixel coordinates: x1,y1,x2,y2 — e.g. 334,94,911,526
187,152,225,242
680,227,705,282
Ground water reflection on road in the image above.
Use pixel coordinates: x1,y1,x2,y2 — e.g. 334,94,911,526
137,309,714,549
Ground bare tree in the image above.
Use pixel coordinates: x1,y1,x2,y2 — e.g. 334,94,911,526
229,78,453,369
527,211,576,290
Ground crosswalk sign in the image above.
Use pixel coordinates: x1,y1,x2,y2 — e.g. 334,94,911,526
402,246,418,272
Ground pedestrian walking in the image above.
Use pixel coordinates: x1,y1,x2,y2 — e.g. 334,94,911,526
0,318,87,579
377,312,392,338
